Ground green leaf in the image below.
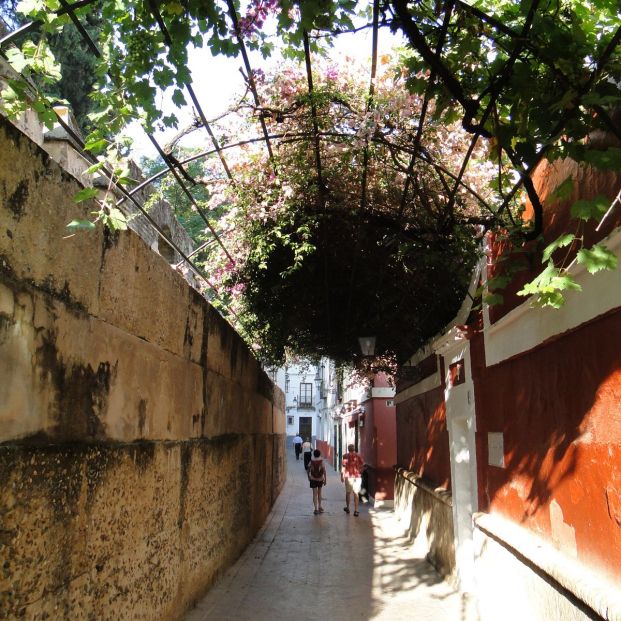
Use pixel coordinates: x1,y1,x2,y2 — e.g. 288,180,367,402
164,1,184,16
551,274,581,293
542,233,575,263
84,137,109,154
581,93,621,107
483,292,504,306
5,48,28,73
102,207,128,231
570,194,609,221
576,244,617,274
73,187,99,203
171,88,186,107
16,0,44,15
85,162,105,175
486,274,512,289
66,219,96,231
535,290,566,308
548,177,574,204
581,148,621,171
518,262,582,308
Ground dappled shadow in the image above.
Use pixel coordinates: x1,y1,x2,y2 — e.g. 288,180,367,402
185,450,461,621
394,471,455,582
476,308,621,534
397,384,451,490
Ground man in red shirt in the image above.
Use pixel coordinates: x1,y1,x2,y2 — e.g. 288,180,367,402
341,444,364,517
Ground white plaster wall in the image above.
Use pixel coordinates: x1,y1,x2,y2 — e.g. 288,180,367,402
435,329,479,593
476,533,593,621
474,514,621,621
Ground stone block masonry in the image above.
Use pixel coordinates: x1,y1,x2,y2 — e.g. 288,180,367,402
0,115,286,621
394,468,456,583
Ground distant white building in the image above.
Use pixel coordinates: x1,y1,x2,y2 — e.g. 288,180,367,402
270,358,333,448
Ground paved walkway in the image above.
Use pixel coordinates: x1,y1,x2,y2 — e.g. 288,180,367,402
185,452,463,621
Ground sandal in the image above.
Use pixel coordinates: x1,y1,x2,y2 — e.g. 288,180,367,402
319,507,325,513
353,511,359,517
314,509,319,515
343,507,350,514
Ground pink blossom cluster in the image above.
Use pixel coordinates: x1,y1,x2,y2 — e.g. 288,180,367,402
237,0,279,38
211,261,235,281
325,65,339,82
192,50,500,329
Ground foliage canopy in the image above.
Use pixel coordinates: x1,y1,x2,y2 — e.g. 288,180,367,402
2,0,620,366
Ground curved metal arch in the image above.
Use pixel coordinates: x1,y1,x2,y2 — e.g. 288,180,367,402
118,130,496,216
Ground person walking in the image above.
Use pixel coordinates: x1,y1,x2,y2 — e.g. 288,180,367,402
293,433,303,460
302,437,313,470
341,444,364,517
308,449,327,515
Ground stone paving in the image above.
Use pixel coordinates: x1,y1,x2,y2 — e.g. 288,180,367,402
185,451,464,621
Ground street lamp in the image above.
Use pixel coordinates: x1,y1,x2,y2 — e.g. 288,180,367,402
358,336,376,357
293,397,298,407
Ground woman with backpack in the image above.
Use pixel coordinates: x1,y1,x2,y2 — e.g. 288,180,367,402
308,449,327,515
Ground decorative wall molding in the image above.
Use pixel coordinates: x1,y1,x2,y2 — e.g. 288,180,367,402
395,370,441,404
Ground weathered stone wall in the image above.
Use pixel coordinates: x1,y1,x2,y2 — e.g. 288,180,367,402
0,115,286,621
394,468,455,581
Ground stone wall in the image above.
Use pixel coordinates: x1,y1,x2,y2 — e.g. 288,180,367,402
394,468,455,581
1,57,196,283
0,115,286,621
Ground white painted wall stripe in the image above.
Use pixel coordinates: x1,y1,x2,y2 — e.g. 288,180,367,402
484,227,621,367
395,371,441,404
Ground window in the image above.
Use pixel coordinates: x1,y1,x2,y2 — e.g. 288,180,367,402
287,415,294,426
299,383,313,407
450,360,465,386
285,374,290,393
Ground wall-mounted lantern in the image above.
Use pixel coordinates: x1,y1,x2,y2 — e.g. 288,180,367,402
358,336,376,357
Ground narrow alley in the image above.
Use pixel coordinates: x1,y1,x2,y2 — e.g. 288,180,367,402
185,451,462,621
2,2,620,620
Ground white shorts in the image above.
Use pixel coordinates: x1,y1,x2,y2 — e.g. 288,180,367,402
344,477,362,494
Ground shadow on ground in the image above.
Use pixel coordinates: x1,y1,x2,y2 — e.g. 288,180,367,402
185,451,463,621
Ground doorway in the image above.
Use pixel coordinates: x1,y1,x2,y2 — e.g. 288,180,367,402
299,417,312,443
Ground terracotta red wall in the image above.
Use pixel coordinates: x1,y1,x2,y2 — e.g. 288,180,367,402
473,309,621,582
360,395,397,500
316,439,333,467
396,386,451,490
